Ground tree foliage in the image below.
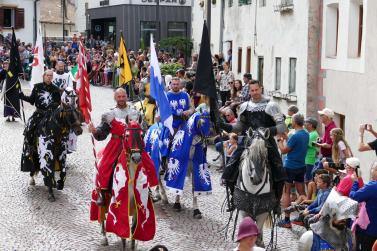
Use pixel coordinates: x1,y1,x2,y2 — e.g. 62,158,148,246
160,63,183,76
159,36,193,58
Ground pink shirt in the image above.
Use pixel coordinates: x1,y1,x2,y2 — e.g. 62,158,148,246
337,175,364,197
321,121,336,157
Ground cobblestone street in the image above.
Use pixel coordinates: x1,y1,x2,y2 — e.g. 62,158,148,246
0,83,302,250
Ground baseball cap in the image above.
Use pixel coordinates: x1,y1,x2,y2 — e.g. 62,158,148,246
318,108,334,118
236,217,259,242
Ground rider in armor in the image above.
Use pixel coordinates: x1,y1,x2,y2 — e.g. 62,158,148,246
219,80,287,210
88,88,140,206
20,70,61,172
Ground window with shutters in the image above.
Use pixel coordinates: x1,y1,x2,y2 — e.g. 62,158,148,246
3,9,14,28
0,8,24,29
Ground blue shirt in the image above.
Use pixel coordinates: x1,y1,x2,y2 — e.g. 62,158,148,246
349,180,377,237
307,188,331,214
284,129,309,169
167,91,190,129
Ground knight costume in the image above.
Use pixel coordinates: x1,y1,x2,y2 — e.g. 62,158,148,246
220,96,287,212
20,82,61,173
91,105,140,195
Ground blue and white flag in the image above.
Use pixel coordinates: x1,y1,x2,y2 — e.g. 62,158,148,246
149,35,174,135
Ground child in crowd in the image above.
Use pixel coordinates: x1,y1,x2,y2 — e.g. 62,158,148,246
224,133,238,163
291,173,332,228
284,169,328,214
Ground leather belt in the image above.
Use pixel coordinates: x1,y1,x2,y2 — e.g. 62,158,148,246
111,134,123,139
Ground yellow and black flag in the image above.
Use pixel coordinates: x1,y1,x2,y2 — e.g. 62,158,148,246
118,35,132,86
4,28,22,120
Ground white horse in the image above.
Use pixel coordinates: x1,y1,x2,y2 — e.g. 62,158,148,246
233,128,280,247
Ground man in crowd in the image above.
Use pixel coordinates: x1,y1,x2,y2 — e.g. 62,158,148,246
358,124,377,155
88,88,139,205
350,161,377,251
240,73,252,102
304,117,319,184
315,108,337,158
277,113,309,228
53,61,73,91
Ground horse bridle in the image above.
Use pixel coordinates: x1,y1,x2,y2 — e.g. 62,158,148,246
239,127,271,195
123,126,144,163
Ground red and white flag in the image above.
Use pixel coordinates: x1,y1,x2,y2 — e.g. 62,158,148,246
78,40,92,123
30,28,44,89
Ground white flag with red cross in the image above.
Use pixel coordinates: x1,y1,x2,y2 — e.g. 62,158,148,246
30,27,44,89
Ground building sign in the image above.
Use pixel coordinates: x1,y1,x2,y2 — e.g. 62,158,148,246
133,0,191,7
95,25,102,32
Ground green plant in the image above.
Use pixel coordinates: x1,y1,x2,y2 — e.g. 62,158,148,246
159,36,193,58
160,63,183,76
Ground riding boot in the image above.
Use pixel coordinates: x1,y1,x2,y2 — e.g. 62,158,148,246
56,180,64,190
96,189,107,206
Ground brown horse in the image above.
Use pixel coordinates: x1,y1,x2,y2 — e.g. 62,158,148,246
91,119,158,250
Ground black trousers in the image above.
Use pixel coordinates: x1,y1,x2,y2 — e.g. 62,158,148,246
356,226,377,251
220,90,230,107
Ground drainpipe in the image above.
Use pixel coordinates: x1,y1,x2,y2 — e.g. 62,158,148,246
206,0,211,43
219,0,225,53
33,0,40,43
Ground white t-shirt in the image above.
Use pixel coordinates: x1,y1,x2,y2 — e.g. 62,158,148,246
53,72,73,90
338,140,348,163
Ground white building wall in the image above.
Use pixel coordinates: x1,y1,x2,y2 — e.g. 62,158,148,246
223,0,309,115
75,0,88,34
1,0,37,44
321,0,376,181
42,23,77,39
191,0,222,54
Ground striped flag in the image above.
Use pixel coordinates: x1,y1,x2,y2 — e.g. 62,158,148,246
78,40,92,123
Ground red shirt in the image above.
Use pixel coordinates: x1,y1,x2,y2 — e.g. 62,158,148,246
321,121,336,157
337,175,364,197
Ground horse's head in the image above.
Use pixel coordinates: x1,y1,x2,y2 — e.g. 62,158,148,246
191,111,211,138
124,120,144,164
60,88,83,136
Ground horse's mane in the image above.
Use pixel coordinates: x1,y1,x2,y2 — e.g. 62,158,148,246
240,135,268,185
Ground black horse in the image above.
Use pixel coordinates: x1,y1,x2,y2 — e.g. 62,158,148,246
21,92,83,202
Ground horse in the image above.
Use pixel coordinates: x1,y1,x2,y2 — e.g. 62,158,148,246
232,128,280,248
298,189,358,251
25,89,83,202
92,119,158,250
148,111,212,219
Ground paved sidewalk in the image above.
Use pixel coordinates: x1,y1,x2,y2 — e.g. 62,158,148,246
0,84,303,250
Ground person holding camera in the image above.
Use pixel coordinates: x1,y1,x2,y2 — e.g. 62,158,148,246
322,128,353,177
336,157,364,197
358,124,377,155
